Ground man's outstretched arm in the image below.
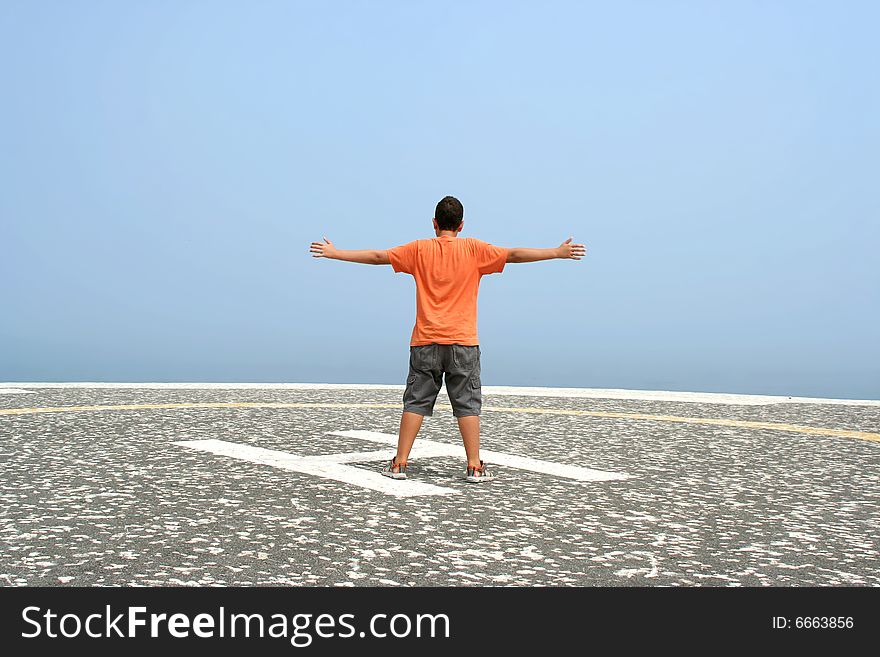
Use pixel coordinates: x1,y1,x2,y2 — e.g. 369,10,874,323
506,237,586,263
310,237,391,265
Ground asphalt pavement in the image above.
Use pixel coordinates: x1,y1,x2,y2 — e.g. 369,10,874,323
1,383,878,586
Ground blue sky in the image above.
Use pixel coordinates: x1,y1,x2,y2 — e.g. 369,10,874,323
1,1,878,398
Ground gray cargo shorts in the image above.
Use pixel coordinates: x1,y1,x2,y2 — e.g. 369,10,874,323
403,343,481,417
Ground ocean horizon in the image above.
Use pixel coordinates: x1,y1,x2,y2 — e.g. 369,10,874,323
2,382,878,406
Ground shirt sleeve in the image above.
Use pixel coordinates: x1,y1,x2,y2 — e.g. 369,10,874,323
387,240,419,274
474,239,508,275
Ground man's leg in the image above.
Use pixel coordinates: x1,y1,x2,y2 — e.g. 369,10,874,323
395,411,425,465
457,415,481,468
396,344,441,470
446,345,482,469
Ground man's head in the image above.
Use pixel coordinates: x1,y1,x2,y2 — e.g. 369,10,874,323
433,195,464,233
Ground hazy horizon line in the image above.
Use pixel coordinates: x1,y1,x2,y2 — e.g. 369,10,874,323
2,382,878,406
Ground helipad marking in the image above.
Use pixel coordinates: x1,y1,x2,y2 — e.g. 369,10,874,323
329,430,629,482
2,402,879,443
173,439,456,497
174,431,628,497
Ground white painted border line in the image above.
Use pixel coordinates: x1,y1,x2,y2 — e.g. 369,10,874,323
173,439,456,497
3,382,876,406
0,389,35,394
328,430,631,482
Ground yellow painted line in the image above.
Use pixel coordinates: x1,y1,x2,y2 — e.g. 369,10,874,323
0,402,399,415
0,401,878,443
482,405,880,443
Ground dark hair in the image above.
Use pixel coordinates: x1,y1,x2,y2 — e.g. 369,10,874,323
435,196,464,231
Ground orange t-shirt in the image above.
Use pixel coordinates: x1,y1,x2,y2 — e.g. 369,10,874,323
388,235,508,346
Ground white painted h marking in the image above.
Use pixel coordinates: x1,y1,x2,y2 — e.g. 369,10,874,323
175,430,629,498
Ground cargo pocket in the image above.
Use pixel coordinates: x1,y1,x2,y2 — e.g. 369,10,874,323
403,373,418,407
469,372,482,410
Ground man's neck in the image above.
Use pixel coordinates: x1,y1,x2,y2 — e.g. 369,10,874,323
436,231,459,238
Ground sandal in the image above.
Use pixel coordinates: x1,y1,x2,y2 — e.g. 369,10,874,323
380,456,408,480
466,460,496,483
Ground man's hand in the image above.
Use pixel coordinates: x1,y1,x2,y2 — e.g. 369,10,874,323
310,237,338,259
506,237,587,263
556,237,586,260
309,237,390,265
